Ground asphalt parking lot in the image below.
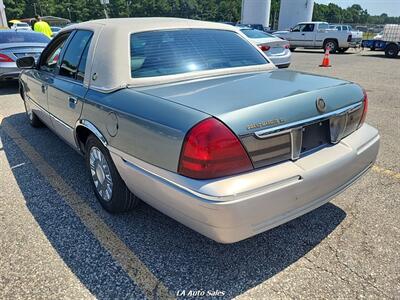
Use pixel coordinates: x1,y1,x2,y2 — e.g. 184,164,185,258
0,49,399,299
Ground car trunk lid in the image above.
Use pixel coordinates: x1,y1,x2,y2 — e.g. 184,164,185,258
254,38,289,55
137,70,365,170
137,69,364,135
0,43,46,61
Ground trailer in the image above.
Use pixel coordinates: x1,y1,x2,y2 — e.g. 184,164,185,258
362,39,400,57
362,24,400,58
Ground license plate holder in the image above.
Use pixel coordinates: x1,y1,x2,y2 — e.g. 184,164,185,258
301,120,330,153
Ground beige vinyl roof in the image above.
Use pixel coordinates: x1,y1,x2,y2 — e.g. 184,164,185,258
62,18,275,92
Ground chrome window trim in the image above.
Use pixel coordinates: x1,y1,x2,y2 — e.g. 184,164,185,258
255,102,363,138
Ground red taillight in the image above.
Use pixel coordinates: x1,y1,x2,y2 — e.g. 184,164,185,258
0,53,14,62
359,89,368,127
258,45,271,52
284,44,290,49
178,118,253,179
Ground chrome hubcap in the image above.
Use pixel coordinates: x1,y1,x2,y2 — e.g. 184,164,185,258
326,42,335,50
89,147,113,201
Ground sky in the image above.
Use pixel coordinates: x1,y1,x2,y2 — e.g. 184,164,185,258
314,0,400,17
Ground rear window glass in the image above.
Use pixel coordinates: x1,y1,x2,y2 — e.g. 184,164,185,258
241,29,275,39
318,23,329,30
130,29,268,78
0,31,50,43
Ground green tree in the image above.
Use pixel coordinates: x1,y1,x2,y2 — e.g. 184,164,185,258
4,0,26,20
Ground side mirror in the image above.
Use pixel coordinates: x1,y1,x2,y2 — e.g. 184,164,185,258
289,27,293,32
16,56,36,69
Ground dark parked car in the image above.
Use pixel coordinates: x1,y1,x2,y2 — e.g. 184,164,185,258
241,24,266,31
0,30,50,81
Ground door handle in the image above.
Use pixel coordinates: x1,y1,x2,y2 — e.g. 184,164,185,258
301,33,305,35
41,84,47,93
69,97,78,105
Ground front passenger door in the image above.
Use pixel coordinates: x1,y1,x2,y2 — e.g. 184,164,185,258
27,33,70,127
300,24,315,47
47,30,93,148
288,24,305,47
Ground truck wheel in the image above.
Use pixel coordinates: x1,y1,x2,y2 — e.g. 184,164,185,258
385,44,399,58
324,40,338,53
338,47,349,53
85,135,140,213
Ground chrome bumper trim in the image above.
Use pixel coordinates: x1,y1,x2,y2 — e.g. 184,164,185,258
255,102,362,138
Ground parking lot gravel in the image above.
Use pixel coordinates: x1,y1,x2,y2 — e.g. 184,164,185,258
0,49,399,299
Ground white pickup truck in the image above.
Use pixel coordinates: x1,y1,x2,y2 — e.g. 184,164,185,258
274,22,361,53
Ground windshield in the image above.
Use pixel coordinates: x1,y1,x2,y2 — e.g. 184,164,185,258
17,23,29,27
0,31,50,43
240,29,275,39
130,29,268,78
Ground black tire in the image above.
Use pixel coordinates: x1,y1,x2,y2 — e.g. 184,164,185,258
21,87,44,128
338,47,349,53
85,135,139,213
323,39,338,53
385,43,399,58
289,47,296,52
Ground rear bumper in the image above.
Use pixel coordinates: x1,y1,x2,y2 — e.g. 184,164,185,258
266,49,291,67
110,124,379,243
0,64,20,80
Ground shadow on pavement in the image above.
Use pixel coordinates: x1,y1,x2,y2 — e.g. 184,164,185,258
2,113,346,299
0,80,19,96
292,49,355,55
360,53,399,59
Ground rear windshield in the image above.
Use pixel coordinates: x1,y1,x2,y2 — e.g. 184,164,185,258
318,23,329,30
130,29,268,78
241,29,275,39
0,31,50,43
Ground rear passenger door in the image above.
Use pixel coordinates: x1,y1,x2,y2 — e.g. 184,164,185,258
47,30,93,148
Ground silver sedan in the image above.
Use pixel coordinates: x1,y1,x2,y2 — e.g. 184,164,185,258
240,27,292,68
0,30,49,81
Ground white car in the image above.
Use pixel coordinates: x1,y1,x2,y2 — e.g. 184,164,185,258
239,27,291,68
373,31,384,40
10,22,32,31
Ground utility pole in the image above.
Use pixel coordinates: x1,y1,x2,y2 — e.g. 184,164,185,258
100,0,109,18
38,1,43,16
126,0,131,17
67,7,72,21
